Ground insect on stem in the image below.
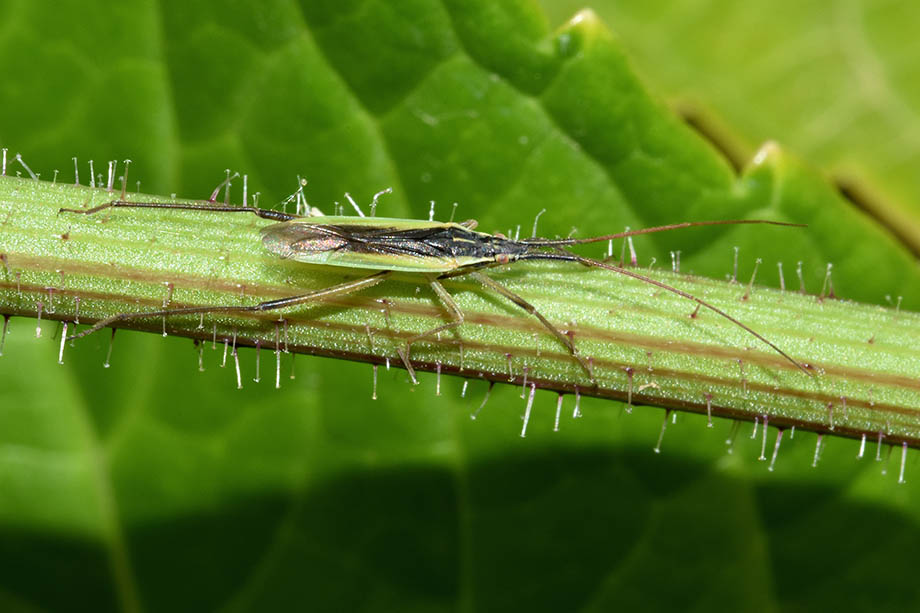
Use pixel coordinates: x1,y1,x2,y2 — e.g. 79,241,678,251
59,194,808,382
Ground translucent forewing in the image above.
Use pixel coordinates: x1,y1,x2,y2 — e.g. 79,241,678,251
260,216,494,273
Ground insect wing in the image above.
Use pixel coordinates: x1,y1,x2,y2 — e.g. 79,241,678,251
260,218,478,273
261,222,348,259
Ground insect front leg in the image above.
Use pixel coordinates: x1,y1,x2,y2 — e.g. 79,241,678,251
469,271,597,385
397,275,464,385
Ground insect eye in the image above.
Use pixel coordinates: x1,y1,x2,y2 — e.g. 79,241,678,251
496,254,510,264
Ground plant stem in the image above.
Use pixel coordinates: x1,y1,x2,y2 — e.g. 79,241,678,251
1,175,919,446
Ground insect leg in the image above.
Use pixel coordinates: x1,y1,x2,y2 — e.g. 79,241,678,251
469,271,596,384
60,200,298,222
68,271,391,340
397,275,465,384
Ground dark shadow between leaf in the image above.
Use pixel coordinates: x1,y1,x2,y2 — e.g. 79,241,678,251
2,447,917,611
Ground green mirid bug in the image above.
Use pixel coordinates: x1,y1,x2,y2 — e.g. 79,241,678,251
61,197,808,382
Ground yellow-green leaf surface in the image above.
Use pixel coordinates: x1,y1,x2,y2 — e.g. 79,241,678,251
542,0,920,254
1,1,918,611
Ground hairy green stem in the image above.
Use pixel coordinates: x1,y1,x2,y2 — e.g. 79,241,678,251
1,175,919,446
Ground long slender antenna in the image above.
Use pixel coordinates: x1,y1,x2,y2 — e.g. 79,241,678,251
524,249,810,375
524,219,805,247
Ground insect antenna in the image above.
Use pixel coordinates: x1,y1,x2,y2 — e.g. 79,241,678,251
522,248,810,376
523,219,805,247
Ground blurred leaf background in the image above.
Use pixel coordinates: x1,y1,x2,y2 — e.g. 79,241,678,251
0,1,919,611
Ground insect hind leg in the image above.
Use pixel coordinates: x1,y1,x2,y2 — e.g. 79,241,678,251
60,200,298,222
67,272,391,341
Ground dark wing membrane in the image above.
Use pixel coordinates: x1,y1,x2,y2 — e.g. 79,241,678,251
320,224,492,260
261,222,504,272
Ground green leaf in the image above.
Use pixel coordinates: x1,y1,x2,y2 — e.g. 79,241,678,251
541,0,920,254
0,1,918,611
